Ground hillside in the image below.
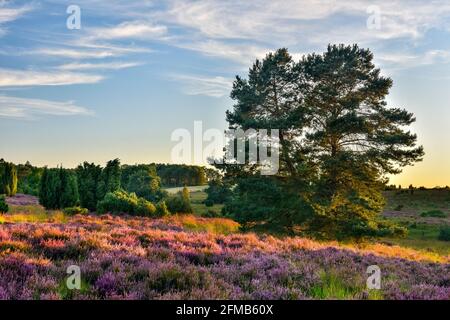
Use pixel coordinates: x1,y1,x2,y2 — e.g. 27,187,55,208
381,189,450,254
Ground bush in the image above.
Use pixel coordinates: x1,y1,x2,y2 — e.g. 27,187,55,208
204,199,214,207
438,227,450,241
76,162,102,211
394,204,404,211
96,159,121,201
124,168,164,202
420,210,448,218
136,198,157,217
0,195,8,213
203,209,219,218
97,190,158,217
39,167,79,209
0,160,18,196
205,179,232,204
155,201,170,217
63,206,88,215
17,162,42,196
166,187,193,214
97,190,138,214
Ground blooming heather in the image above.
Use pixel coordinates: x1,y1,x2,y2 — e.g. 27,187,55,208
0,214,448,300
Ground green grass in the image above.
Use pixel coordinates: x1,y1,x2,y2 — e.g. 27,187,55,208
382,221,450,255
381,189,450,255
383,189,450,213
420,209,448,218
0,205,68,224
309,271,383,300
163,185,208,194
162,187,223,216
164,215,240,235
189,190,224,217
57,279,90,300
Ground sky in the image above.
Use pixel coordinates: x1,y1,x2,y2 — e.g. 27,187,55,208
0,0,449,187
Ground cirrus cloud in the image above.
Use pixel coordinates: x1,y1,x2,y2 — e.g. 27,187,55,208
0,68,104,87
0,95,93,119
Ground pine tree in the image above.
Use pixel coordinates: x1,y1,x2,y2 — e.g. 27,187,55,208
181,186,193,213
76,162,102,211
302,44,423,239
0,195,8,213
38,167,79,209
219,44,423,239
39,167,49,207
0,160,18,196
97,159,121,200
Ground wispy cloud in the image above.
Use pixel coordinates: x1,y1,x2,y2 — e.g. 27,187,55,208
0,95,93,119
170,74,232,98
57,61,143,71
159,0,450,42
0,2,34,36
0,3,33,23
377,49,450,72
154,0,450,67
0,68,103,87
87,21,167,41
32,48,117,59
26,21,157,62
177,40,271,66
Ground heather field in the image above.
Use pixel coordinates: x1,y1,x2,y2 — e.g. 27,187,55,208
0,206,449,300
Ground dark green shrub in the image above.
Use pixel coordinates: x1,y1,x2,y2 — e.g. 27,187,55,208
63,206,89,215
97,189,158,217
155,201,170,217
136,198,157,217
39,167,79,209
0,160,18,196
420,210,448,218
96,159,121,201
17,162,42,196
166,195,184,213
205,179,232,204
438,227,450,241
204,199,214,207
122,166,166,202
166,187,193,214
0,195,8,213
394,204,404,211
97,190,138,214
203,209,219,218
76,162,102,211
409,222,418,229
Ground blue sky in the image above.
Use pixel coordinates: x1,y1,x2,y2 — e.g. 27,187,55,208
0,0,449,187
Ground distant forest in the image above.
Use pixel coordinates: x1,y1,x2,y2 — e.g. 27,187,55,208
3,159,217,197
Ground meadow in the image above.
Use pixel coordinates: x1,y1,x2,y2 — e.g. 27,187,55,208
381,189,450,255
0,193,449,300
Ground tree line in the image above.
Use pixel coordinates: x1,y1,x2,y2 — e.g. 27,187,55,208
5,161,213,199
37,159,193,216
0,159,202,216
